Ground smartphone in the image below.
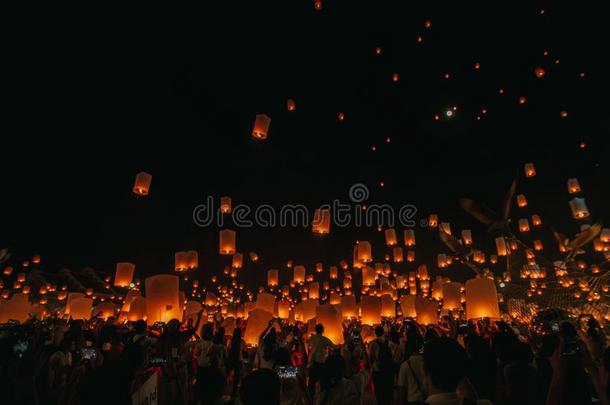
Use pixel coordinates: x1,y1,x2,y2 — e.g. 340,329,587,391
13,341,28,358
81,348,97,360
153,321,165,328
562,341,581,356
551,322,560,332
276,366,298,379
149,356,167,366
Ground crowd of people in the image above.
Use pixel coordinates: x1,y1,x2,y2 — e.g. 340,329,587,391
1,312,609,405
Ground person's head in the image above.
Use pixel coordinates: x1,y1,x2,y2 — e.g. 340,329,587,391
134,320,147,335
273,347,292,367
202,323,214,341
559,321,577,340
389,330,400,344
321,354,346,391
213,328,225,345
424,327,439,342
423,337,468,394
241,368,280,405
315,324,324,335
166,319,181,334
374,326,384,338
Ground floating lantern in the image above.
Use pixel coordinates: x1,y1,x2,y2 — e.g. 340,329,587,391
315,263,323,273
534,67,546,78
287,99,296,111
3,266,13,276
308,282,320,300
442,282,462,310
532,214,542,226
185,250,198,269
293,265,306,284
232,253,243,269
133,172,152,196
315,304,344,344
357,241,372,263
329,266,338,279
534,240,543,251
400,295,416,318
519,219,530,232
524,163,536,178
341,295,357,319
114,262,135,287
465,277,500,320
70,297,93,321
428,214,438,228
385,229,398,246
600,228,610,243
461,229,472,246
393,247,403,263
220,197,232,213
516,194,528,208
569,198,590,219
252,114,271,140
407,250,415,262
145,274,181,324
440,222,452,235
495,237,508,256
381,295,395,317
403,230,416,246
249,252,259,262
174,251,188,272
32,255,41,264
362,266,376,286
392,72,400,82
219,229,236,254
267,269,279,287
415,297,438,325
361,296,381,325
255,292,276,314
567,178,581,194
437,254,448,268
244,308,274,346
312,208,331,234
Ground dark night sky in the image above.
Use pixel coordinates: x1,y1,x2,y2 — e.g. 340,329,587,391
3,2,609,291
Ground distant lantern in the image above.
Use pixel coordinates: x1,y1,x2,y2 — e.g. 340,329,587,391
341,295,357,319
361,295,381,326
308,282,320,300
534,240,543,251
232,253,243,269
601,228,610,243
495,237,508,256
362,266,376,286
517,194,528,208
424,19,432,28
175,251,188,272
393,247,404,263
114,262,135,287
293,265,306,284
440,222,451,235
400,295,417,318
519,96,527,104
385,229,398,246
567,178,581,194
392,72,400,82
219,229,236,254
338,112,345,121
442,282,462,310
313,0,322,11
438,254,448,268
133,171,152,196
461,229,473,246
428,214,438,228
465,277,500,320
375,47,382,55
519,219,530,233
312,208,331,234
70,297,93,321
417,264,429,280
415,297,438,325
244,308,274,346
255,292,276,314
329,266,338,279
534,67,546,78
524,163,536,178
381,295,395,318
32,255,41,264
357,241,372,263
560,110,568,118
403,230,416,246
267,270,279,287
287,99,296,111
315,263,323,273
569,198,590,219
249,252,259,262
532,214,542,226
252,114,271,140
407,250,415,262
17,273,26,283
145,274,181,324
205,292,218,307
186,250,198,269
220,197,232,213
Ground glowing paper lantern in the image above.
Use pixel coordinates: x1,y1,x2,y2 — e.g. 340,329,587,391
308,282,320,300
315,263,323,273
287,98,296,111
329,266,338,280
255,292,276,314
302,299,317,321
400,295,417,318
133,171,152,196
341,295,357,319
0,293,32,323
252,114,271,140
315,304,344,344
232,253,243,269
277,299,290,319
415,297,438,325
360,296,381,325
432,279,446,300
175,251,188,272
220,197,232,213
293,265,306,284
94,302,116,320
392,247,403,263
403,230,416,246
381,295,395,317
601,228,610,243
569,198,590,219
244,308,274,346
534,67,546,78
219,229,236,254
442,282,462,310
267,270,279,287
567,178,581,194
465,277,500,320
249,252,259,262
357,242,372,263
519,219,530,232
532,214,542,226
385,229,398,246
534,240,543,251
440,222,452,235
495,237,508,256
428,214,438,228
70,297,93,321
145,274,181,325
329,292,341,305
524,163,536,178
114,262,135,287
517,195,528,208
461,230,472,246
312,208,331,234
362,266,376,286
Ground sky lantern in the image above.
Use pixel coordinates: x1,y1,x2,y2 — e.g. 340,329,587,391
220,197,232,214
362,266,376,286
437,254,448,268
186,250,198,269
601,228,610,243
316,304,344,344
133,171,152,196
440,222,451,235
461,229,473,246
415,297,438,325
341,295,357,319
400,295,417,318
244,308,274,346
252,114,271,140
70,297,93,321
465,277,500,320
249,252,259,262
314,0,322,11
534,240,544,251
381,295,395,317
0,293,32,323
428,214,438,228
3,266,13,276
524,163,536,178
256,292,276,314
375,47,382,55
219,229,236,254
32,255,41,264
175,251,188,271
385,229,398,246
532,214,542,226
312,208,331,234
287,98,296,111
519,96,527,104
293,265,306,284
232,253,243,269
357,241,372,263
392,72,400,82
517,194,528,208
495,237,508,256
560,110,568,118
309,282,320,300
403,229,416,246
301,299,317,321
569,198,590,219
315,263,323,273
535,67,546,78
114,262,135,287
361,295,381,325
145,275,181,324
442,282,462,310
393,247,403,263
519,218,530,232
94,302,116,320
567,178,581,194
267,269,279,287
338,112,345,121
277,299,290,319
406,250,415,262
329,266,338,279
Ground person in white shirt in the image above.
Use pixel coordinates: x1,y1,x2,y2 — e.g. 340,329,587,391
423,337,493,405
307,324,334,399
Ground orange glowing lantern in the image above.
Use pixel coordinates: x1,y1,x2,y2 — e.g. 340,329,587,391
461,229,472,246
569,198,590,219
393,247,403,263
519,219,530,233
32,255,41,264
252,114,271,140
442,282,462,310
406,250,415,262
133,171,152,196
287,99,296,111
524,163,536,178
403,230,416,246
244,308,274,346
465,277,500,320
341,295,357,319
114,262,135,287
174,251,188,272
361,295,381,325
532,215,542,226
3,267,13,276
255,292,276,314
384,229,397,246
312,208,331,234
219,229,236,254
362,266,376,287
249,252,259,262
440,222,452,235
534,240,543,251
293,265,306,284
495,237,508,256
534,67,546,78
267,270,279,287
567,178,581,194
232,253,243,269
220,197,232,213
601,228,610,243
145,274,181,325
70,297,93,321
415,297,438,325
381,295,395,317
517,194,528,208
315,304,343,344
357,241,372,263
428,214,438,228
329,266,338,280
392,72,400,82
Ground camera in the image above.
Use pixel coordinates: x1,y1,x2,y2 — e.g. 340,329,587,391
276,366,298,379
80,348,97,360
